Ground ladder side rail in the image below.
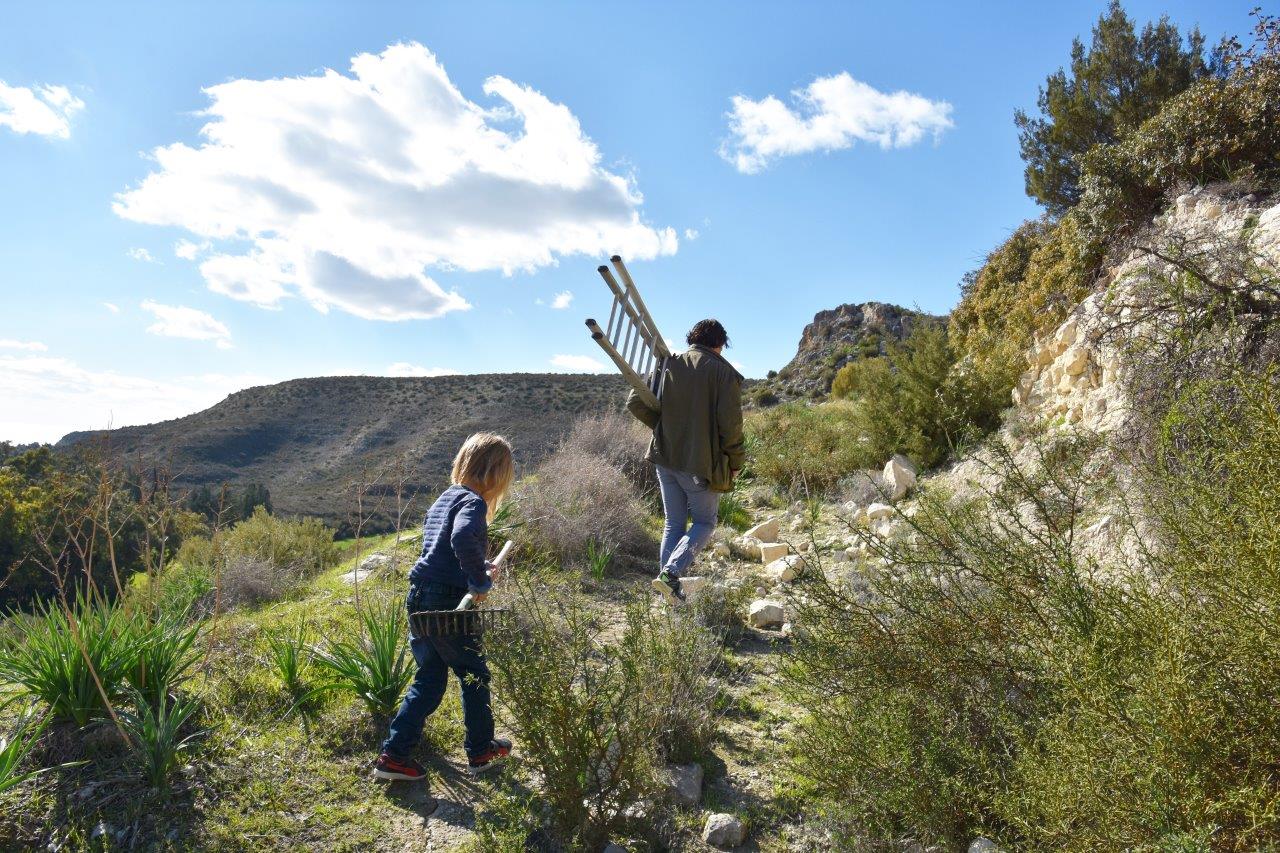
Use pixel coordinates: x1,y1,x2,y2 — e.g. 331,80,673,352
610,256,670,358
585,319,660,410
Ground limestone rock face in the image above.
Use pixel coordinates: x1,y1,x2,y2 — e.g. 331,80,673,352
882,454,917,501
1012,187,1280,436
702,813,746,848
748,600,785,629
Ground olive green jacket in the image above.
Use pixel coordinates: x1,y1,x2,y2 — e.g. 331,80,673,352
626,345,746,493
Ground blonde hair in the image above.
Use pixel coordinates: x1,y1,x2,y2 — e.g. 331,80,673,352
451,432,514,518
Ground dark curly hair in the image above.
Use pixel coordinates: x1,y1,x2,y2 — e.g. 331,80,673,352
686,319,729,349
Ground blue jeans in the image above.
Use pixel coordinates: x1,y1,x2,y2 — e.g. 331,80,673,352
382,581,494,760
656,464,720,578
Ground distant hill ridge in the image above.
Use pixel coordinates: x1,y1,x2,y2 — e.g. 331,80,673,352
60,373,627,532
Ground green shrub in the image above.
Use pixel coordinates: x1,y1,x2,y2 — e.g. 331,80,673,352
787,372,1280,849
1014,0,1210,214
0,599,141,727
310,596,413,720
265,617,311,701
486,585,723,849
216,507,337,577
948,214,1102,404
1077,13,1280,236
121,690,205,790
745,401,868,495
831,325,1009,470
125,611,202,707
0,707,53,796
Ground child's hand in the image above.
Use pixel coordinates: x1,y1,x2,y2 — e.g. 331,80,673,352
485,560,502,584
472,591,488,604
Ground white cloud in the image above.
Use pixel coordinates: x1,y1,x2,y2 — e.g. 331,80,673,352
550,353,607,372
127,247,158,263
684,228,700,241
0,354,268,444
102,302,120,313
140,299,233,349
0,339,48,352
114,42,677,322
0,81,84,138
721,72,953,173
550,290,573,309
174,239,210,260
386,362,460,377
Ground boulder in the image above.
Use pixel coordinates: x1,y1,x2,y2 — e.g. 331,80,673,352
360,553,392,573
748,600,785,629
710,541,731,559
743,516,780,542
882,454,917,501
765,555,803,583
866,503,893,521
701,813,746,849
758,542,789,563
663,762,703,808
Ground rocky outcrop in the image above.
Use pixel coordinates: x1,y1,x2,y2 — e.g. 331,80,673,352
753,302,941,403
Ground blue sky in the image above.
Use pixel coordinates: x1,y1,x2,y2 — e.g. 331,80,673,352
0,0,1255,443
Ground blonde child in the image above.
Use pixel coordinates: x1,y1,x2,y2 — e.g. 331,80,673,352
374,433,514,780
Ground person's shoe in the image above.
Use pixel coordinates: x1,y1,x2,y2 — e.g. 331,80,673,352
373,753,427,782
651,569,685,605
467,738,513,776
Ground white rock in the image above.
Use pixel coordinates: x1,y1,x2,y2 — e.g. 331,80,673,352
702,813,746,848
710,541,731,559
743,516,780,542
829,550,850,563
729,536,761,560
359,553,392,573
765,555,803,583
968,838,1001,853
340,567,375,584
882,454,917,501
664,762,703,808
866,503,893,521
679,576,709,598
748,600,785,629
1055,318,1078,348
758,542,789,563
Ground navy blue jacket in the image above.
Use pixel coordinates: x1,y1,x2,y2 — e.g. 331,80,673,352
408,485,493,593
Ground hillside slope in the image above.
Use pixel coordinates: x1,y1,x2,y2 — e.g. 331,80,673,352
59,373,626,529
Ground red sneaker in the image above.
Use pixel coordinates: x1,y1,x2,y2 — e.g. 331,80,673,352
374,753,427,782
467,738,513,776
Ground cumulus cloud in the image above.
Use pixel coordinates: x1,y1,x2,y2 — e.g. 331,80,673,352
0,81,84,138
386,362,460,377
140,300,233,349
550,353,607,372
114,42,677,322
127,247,158,263
684,228,700,241
0,339,48,352
721,72,953,173
550,290,573,309
0,354,268,444
174,239,210,260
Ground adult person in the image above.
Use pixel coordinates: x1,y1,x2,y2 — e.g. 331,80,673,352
627,319,745,603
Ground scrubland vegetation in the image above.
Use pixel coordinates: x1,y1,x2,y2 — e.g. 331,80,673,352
2,5,1280,852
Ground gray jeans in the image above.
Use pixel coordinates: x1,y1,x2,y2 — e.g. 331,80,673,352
656,464,719,577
